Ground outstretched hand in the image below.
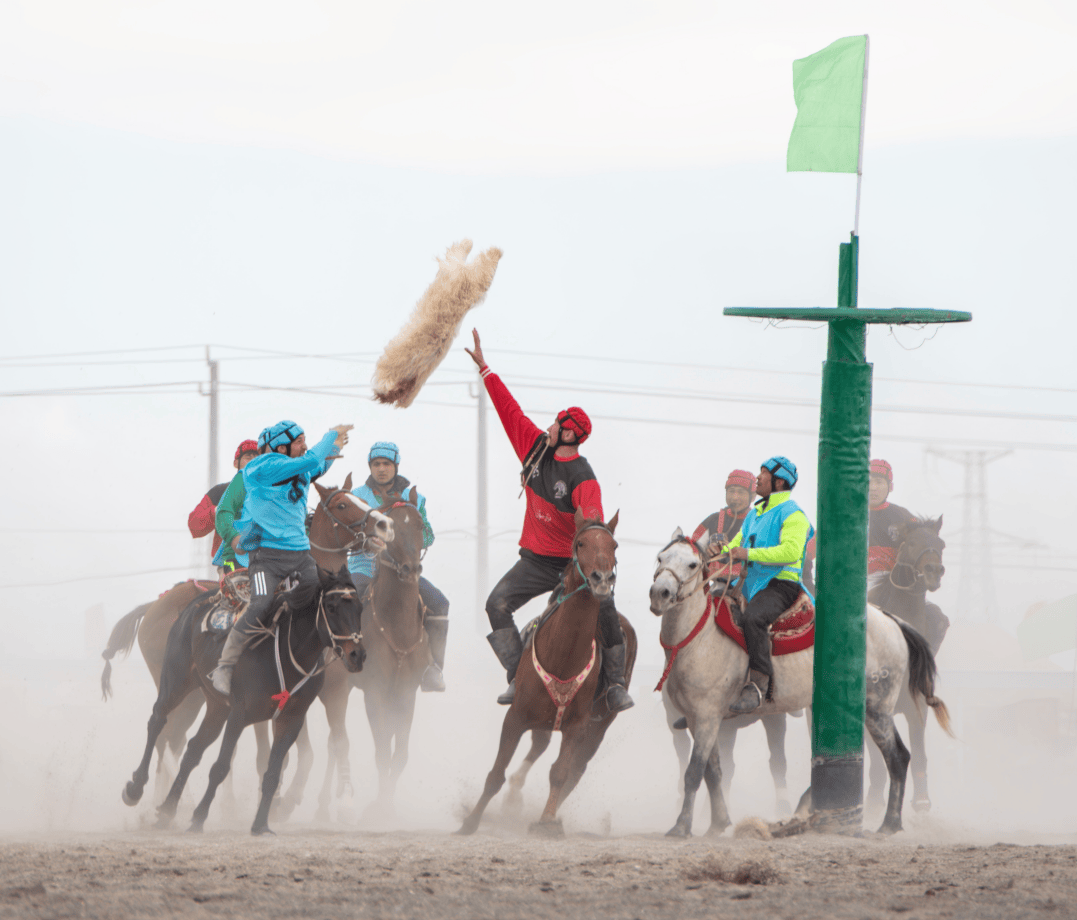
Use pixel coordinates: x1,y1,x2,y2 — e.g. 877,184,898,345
464,328,485,368
330,424,353,452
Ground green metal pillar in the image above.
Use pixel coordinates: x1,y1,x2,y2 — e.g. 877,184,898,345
724,233,970,833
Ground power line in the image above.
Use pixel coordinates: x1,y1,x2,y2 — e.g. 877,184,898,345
0,565,201,590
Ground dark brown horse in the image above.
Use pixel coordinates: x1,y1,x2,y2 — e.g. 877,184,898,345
867,516,947,813
105,475,392,812
459,510,636,836
124,566,365,834
314,490,431,820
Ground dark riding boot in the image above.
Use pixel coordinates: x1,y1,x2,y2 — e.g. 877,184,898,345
487,628,523,705
421,615,449,692
602,643,635,713
211,626,251,696
728,669,769,715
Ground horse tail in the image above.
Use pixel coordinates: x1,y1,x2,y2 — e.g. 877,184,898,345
100,602,151,701
886,611,954,738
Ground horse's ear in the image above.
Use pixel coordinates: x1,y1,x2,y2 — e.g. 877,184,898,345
607,510,619,534
336,564,351,583
317,565,331,586
695,528,709,554
343,472,353,492
314,481,330,500
671,526,684,542
574,507,585,531
933,515,943,534
408,487,419,507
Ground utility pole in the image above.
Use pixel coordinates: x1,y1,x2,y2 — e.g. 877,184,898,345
206,346,219,491
473,382,489,631
927,448,1013,624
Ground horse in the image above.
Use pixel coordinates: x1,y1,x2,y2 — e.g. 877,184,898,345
458,510,636,837
866,516,947,813
649,529,952,836
312,489,431,820
111,476,392,815
123,565,365,834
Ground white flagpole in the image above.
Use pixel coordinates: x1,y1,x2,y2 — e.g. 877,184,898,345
854,34,870,235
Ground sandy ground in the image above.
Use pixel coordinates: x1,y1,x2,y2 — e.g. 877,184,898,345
2,828,1076,920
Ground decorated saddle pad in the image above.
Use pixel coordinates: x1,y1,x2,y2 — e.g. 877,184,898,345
713,591,815,656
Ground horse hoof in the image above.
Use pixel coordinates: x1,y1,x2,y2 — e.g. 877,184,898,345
251,825,276,836
913,798,931,813
529,819,564,838
153,815,174,831
121,784,143,807
665,824,691,839
876,818,903,836
186,822,204,834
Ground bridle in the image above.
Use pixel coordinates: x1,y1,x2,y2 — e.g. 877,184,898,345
889,541,945,590
308,489,378,555
556,521,616,604
317,586,364,659
377,500,427,582
653,535,731,603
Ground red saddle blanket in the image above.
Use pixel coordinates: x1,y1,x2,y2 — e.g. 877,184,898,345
713,591,815,656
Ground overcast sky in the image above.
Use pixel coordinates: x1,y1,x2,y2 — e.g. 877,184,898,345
1,0,1075,664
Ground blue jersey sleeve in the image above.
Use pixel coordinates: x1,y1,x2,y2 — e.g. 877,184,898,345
246,430,338,485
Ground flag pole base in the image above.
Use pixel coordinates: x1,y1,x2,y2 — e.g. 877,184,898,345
810,753,864,835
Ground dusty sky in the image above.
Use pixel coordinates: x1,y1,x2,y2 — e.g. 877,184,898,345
1,0,1075,666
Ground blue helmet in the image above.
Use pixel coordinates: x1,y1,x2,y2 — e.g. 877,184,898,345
368,441,400,466
762,455,798,489
259,420,304,452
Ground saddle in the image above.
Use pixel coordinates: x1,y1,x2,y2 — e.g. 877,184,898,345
713,589,815,657
200,569,303,634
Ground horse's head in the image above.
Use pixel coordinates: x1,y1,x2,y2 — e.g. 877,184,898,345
378,489,426,584
313,474,394,554
891,515,946,593
650,527,708,614
316,565,366,672
571,507,618,598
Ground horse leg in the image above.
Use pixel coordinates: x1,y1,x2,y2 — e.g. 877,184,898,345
251,712,306,836
364,690,396,810
188,710,246,833
905,695,931,812
505,730,553,814
662,690,691,794
531,724,586,835
457,708,527,835
385,694,418,807
716,720,736,800
155,689,203,805
277,719,313,821
668,721,721,838
155,701,229,829
865,735,888,814
124,667,198,808
702,742,732,836
865,703,912,835
762,713,791,817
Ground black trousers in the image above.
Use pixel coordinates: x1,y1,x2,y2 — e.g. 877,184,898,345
234,547,319,638
486,550,623,647
741,577,802,683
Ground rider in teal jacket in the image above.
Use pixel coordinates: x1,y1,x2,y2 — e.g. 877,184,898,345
348,441,448,693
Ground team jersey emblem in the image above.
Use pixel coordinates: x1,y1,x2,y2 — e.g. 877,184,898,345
554,480,568,499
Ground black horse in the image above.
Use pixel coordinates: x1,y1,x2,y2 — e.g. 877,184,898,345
867,516,947,812
121,565,365,835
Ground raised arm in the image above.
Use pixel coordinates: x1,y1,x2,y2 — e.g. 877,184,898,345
466,328,543,462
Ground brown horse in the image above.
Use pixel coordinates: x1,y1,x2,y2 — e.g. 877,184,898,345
459,510,636,837
103,474,393,811
314,490,431,820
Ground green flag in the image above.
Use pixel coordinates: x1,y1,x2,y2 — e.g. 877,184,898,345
787,35,867,174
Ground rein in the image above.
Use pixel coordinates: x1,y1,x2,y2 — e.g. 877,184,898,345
554,521,616,605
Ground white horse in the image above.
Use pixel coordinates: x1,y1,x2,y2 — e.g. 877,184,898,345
650,529,951,837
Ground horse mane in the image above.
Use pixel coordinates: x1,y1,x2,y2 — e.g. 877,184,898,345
900,515,945,548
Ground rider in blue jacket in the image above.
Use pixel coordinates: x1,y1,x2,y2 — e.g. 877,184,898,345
210,419,352,696
348,441,449,692
721,456,814,715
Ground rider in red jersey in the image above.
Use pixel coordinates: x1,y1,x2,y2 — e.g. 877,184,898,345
466,329,633,713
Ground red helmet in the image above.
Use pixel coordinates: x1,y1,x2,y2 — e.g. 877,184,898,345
557,407,592,444
234,439,259,462
725,469,756,494
870,459,893,487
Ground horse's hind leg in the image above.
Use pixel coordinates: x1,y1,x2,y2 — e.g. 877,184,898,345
505,730,552,813
717,719,737,799
865,704,911,835
188,711,245,833
904,697,930,811
124,669,199,808
277,719,313,821
762,713,791,817
702,743,731,836
251,712,306,835
155,689,203,805
458,708,527,835
668,722,721,838
155,702,229,829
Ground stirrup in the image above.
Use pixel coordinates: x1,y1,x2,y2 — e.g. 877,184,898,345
420,663,445,693
728,680,764,715
497,679,516,706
